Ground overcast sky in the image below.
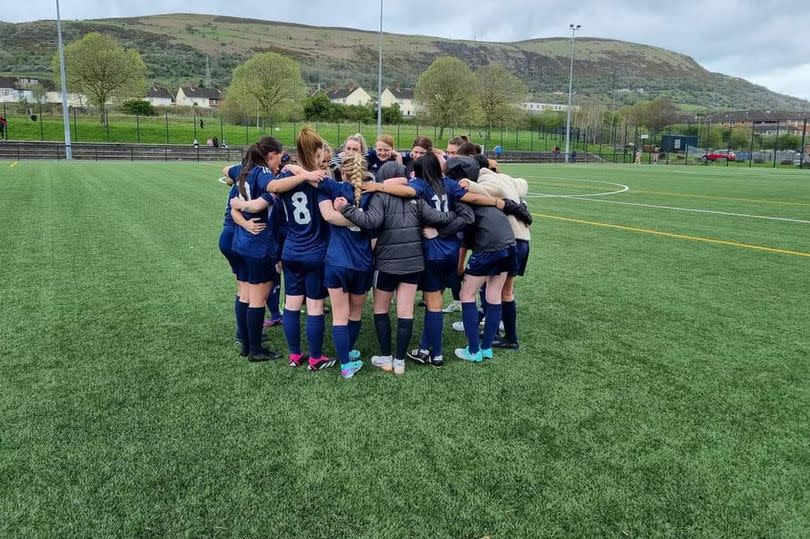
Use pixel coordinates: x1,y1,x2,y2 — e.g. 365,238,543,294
4,0,809,101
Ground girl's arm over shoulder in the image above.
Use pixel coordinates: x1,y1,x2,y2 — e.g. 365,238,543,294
319,199,355,227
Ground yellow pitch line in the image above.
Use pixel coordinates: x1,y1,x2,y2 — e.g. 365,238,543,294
531,212,810,258
631,189,810,207
10,161,18,168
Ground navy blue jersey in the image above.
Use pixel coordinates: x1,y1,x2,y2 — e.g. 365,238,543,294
222,164,243,227
365,149,396,178
273,171,329,262
318,179,373,271
409,177,468,261
232,166,278,259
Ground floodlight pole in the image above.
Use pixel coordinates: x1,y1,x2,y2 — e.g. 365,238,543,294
56,0,72,159
376,0,384,138
564,24,580,163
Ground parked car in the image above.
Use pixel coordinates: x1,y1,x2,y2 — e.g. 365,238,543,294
703,150,736,161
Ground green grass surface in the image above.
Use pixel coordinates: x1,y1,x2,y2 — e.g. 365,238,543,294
1,162,808,537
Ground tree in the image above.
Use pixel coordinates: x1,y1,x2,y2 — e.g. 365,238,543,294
53,32,147,123
31,83,48,106
121,99,156,116
303,91,334,121
475,64,526,142
225,52,306,127
382,103,403,125
620,97,678,133
415,57,476,139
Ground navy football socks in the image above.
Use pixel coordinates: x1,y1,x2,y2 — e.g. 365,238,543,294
306,314,325,359
333,324,350,366
461,301,480,353
282,309,301,355
482,303,502,350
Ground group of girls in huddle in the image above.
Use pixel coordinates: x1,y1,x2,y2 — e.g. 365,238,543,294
218,128,532,379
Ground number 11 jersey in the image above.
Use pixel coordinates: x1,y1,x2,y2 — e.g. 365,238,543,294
272,171,329,263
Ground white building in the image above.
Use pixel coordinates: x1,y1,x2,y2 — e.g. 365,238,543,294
328,87,372,107
145,86,174,107
0,76,85,106
176,86,223,108
521,102,580,114
380,88,421,117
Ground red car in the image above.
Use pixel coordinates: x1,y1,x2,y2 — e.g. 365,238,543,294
703,150,736,161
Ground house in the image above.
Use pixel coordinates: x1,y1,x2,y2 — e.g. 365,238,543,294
328,87,372,107
380,88,420,117
711,110,806,136
521,102,580,114
176,86,223,108
145,86,174,107
0,76,85,106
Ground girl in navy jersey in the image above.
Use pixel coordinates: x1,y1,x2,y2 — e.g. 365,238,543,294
366,134,401,178
220,162,267,348
268,127,332,371
317,152,375,379
329,134,367,181
229,137,286,362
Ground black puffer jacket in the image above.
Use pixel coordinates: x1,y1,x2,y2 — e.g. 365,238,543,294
342,194,474,274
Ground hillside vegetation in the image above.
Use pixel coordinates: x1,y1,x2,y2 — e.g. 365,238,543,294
0,13,807,110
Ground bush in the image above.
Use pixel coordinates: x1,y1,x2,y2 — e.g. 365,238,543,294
121,100,156,116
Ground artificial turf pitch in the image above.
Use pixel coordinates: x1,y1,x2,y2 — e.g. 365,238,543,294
1,161,808,537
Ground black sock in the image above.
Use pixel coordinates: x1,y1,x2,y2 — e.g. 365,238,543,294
246,306,266,355
374,313,392,357
234,296,243,342
236,301,250,351
395,318,414,361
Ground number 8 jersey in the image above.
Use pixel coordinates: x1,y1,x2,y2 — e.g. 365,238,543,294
272,171,329,263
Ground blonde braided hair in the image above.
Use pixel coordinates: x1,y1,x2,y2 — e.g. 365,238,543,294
341,152,368,207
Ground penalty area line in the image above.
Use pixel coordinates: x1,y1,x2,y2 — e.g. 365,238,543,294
531,212,810,258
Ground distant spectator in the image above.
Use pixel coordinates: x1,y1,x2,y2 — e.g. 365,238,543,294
193,138,199,148
553,146,561,161
0,116,7,139
634,149,641,164
494,145,503,159
200,118,205,129
571,150,577,163
213,136,219,148
207,138,214,148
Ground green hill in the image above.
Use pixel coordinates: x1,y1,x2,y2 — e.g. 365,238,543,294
1,13,807,110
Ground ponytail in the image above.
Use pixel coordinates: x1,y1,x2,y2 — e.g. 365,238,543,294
237,136,284,199
413,153,445,197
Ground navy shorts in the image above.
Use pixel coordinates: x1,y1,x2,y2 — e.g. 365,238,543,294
325,264,373,295
419,257,461,292
465,246,518,277
242,253,277,285
373,270,421,293
282,259,327,299
219,226,247,281
511,240,530,277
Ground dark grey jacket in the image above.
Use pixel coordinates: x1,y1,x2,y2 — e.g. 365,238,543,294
463,206,516,253
342,194,474,274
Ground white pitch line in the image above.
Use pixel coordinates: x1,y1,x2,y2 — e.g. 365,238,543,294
556,197,810,224
525,177,629,198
